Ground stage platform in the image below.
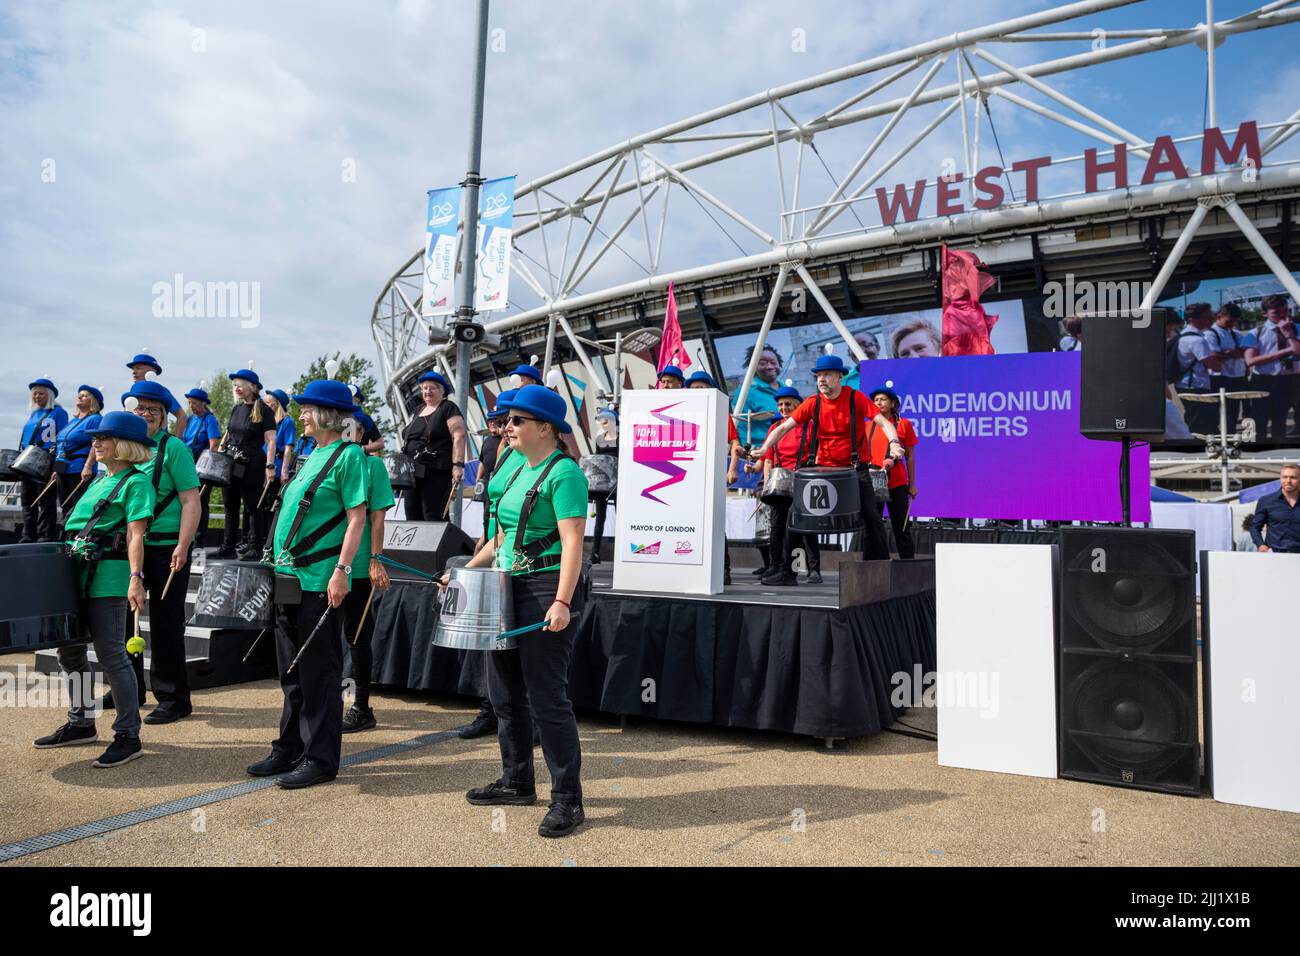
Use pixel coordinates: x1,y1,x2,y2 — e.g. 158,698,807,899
372,560,937,742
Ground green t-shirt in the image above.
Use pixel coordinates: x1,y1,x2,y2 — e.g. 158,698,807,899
493,451,588,575
353,454,396,580
63,468,156,598
484,446,523,540
140,432,200,545
270,439,369,592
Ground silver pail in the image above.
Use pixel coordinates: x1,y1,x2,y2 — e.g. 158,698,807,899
433,565,517,651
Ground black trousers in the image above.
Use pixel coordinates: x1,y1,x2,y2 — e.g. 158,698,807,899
341,578,375,709
877,485,915,559
272,590,344,774
1209,374,1249,433
220,457,269,553
590,492,612,561
57,470,90,533
1181,387,1216,436
124,545,193,710
406,468,453,522
856,469,892,561
767,497,818,573
486,571,585,804
20,476,58,542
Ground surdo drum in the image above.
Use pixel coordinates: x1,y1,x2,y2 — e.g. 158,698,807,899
787,466,864,534
195,449,235,487
190,560,275,629
433,565,517,652
579,454,618,496
0,543,80,653
11,445,53,482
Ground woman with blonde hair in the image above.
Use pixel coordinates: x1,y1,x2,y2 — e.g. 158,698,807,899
218,368,276,560
55,385,104,514
17,377,69,542
33,411,155,768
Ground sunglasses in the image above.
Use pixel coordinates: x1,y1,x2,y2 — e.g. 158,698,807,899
507,415,540,426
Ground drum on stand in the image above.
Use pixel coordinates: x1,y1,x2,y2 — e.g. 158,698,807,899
0,542,81,653
11,445,53,482
433,565,517,651
787,466,864,534
753,501,774,544
385,453,415,490
190,560,275,629
579,454,618,496
196,449,234,487
0,449,20,480
760,466,794,504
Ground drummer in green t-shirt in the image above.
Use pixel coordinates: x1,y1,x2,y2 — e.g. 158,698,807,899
33,411,156,768
123,381,202,724
246,380,369,790
452,385,590,838
340,408,393,735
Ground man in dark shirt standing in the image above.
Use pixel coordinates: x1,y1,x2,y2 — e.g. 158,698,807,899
1250,463,1300,553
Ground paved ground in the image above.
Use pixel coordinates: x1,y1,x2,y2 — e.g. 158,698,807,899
1,653,1296,867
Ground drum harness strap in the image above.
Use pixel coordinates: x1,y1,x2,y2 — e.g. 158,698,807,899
266,441,358,571
144,432,181,544
797,388,861,469
19,407,56,452
69,467,141,597
493,451,567,574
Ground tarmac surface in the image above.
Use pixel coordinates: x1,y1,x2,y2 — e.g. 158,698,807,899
1,652,1296,867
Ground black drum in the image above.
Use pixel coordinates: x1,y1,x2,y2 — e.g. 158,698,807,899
0,542,81,653
190,560,274,629
580,454,617,496
0,448,19,479
385,453,415,490
196,449,234,487
787,466,864,534
760,466,794,504
12,445,53,482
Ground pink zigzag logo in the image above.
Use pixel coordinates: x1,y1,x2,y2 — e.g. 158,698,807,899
632,403,699,504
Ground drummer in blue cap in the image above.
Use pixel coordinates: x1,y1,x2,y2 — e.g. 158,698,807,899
126,352,187,438
511,362,544,388
183,386,222,549
17,377,68,542
123,380,202,723
34,410,155,767
264,388,297,490
218,368,276,560
348,382,385,453
54,385,104,513
249,379,369,789
452,385,590,837
400,369,467,522
657,364,686,389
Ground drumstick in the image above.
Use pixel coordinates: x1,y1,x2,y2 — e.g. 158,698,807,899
442,479,461,520
242,626,270,663
351,587,377,645
160,567,178,601
62,475,91,510
255,477,272,510
287,605,334,674
30,473,59,506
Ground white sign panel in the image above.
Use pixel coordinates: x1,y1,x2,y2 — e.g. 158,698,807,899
421,185,460,317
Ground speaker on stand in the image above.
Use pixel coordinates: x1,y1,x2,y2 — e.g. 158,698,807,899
1057,527,1201,796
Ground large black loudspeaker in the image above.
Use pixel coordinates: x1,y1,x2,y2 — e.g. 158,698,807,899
1079,307,1173,440
1058,527,1201,795
381,521,475,582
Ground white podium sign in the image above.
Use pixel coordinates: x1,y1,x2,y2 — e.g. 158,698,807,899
613,389,726,594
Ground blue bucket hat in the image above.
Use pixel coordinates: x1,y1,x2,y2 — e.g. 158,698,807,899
775,385,802,402
811,354,850,375
417,370,453,396
686,370,717,388
869,385,900,407
88,410,155,447
487,389,518,419
496,384,572,434
28,378,59,398
126,353,162,376
78,385,105,410
352,408,376,435
292,379,356,412
185,387,211,404
658,364,685,384
595,405,618,423
268,388,291,410
511,364,544,386
228,369,262,390
121,380,178,410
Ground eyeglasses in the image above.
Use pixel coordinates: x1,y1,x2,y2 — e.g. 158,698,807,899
136,406,165,417
508,415,539,426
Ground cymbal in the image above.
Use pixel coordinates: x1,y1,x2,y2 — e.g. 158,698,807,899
1224,391,1269,400
735,410,775,421
1177,393,1220,402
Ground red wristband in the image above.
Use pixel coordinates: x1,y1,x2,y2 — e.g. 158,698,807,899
554,598,571,609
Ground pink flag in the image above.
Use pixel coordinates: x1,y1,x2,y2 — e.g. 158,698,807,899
940,244,999,357
656,282,691,386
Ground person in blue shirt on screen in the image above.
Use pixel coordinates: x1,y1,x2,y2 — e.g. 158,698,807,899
18,377,69,542
54,385,104,513
730,344,782,447
842,330,881,391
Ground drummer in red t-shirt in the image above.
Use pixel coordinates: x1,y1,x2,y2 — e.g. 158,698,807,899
759,385,823,586
867,386,918,559
756,353,903,562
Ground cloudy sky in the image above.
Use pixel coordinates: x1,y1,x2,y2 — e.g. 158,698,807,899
2,0,1296,438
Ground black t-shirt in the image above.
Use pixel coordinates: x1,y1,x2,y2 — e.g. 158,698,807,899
401,399,462,467
227,401,275,458
479,433,503,476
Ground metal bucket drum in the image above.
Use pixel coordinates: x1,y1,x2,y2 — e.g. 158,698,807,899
0,448,19,479
579,454,617,495
867,465,889,498
433,565,517,651
385,453,415,490
190,560,274,629
0,543,81,653
290,454,310,478
12,445,53,482
753,501,774,544
196,448,234,487
787,466,864,535
760,466,794,504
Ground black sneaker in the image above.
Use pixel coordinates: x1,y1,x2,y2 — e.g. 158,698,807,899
33,722,98,749
247,751,301,777
143,705,192,725
806,570,824,585
341,705,376,734
466,779,537,806
750,565,769,578
275,758,336,789
761,569,798,587
458,711,498,739
538,802,585,838
92,734,143,768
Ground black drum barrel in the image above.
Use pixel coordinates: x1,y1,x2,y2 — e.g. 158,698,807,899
190,560,275,629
